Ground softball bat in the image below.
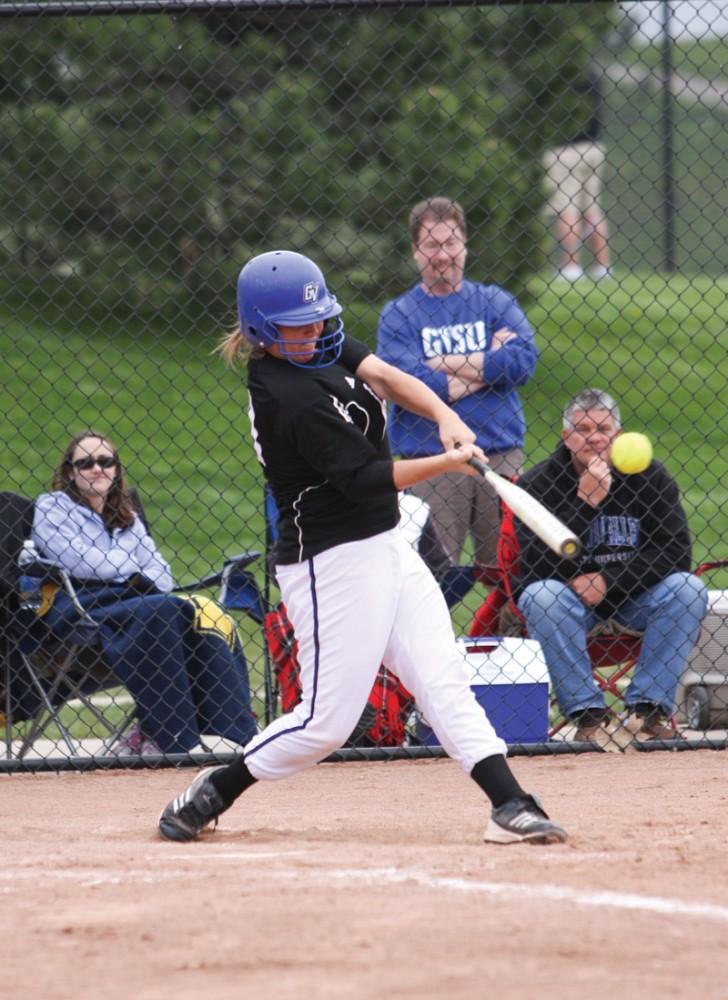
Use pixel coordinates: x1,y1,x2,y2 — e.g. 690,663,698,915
468,457,582,559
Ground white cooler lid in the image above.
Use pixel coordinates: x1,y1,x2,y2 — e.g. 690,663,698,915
707,589,728,613
456,636,549,685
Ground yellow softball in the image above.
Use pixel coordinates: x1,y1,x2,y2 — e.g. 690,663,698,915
610,432,653,474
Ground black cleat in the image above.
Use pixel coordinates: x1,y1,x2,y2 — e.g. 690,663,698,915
158,766,229,842
484,793,568,845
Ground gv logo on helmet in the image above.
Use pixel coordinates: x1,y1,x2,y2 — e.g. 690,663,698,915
303,282,319,303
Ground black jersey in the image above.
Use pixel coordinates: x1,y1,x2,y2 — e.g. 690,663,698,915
248,336,399,563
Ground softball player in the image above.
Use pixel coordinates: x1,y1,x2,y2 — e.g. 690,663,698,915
158,250,567,846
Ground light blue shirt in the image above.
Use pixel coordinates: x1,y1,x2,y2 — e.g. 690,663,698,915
32,491,174,592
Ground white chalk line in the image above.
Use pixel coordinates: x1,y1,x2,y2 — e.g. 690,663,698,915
0,850,306,890
150,850,306,861
6,854,728,924
0,868,200,889
314,866,728,924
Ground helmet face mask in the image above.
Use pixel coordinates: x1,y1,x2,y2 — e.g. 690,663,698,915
237,250,345,368
272,315,345,368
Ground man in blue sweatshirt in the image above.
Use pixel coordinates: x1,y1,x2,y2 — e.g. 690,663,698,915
376,196,538,565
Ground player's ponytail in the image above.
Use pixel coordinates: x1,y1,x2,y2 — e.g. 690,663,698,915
215,328,252,367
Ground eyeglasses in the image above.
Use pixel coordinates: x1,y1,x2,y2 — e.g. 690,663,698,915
418,237,465,255
71,455,117,471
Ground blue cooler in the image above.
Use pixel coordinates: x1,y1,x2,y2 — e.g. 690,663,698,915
416,636,550,745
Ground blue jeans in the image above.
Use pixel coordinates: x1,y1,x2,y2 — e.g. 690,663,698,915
42,586,258,753
517,573,708,719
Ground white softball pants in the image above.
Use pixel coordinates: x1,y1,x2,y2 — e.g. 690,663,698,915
243,527,506,781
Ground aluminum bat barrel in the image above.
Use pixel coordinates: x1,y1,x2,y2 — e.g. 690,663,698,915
468,458,582,559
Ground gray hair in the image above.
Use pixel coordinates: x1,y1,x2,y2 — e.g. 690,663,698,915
563,389,621,430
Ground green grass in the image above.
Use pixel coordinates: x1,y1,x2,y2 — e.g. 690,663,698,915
1,311,263,582
525,269,728,579
3,273,727,579
3,265,728,748
3,40,727,577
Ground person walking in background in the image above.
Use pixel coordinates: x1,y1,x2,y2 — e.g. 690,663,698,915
376,197,537,567
542,65,611,282
32,431,258,755
158,249,567,846
514,389,707,744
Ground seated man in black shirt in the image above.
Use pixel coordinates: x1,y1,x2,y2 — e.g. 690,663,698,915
513,388,708,744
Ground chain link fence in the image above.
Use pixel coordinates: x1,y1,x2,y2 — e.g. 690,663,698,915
2,0,727,770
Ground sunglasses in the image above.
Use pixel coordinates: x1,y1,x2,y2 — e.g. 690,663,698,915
71,455,117,471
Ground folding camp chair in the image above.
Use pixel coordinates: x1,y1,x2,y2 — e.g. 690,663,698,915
1,490,266,760
13,557,138,758
0,492,37,759
0,491,125,759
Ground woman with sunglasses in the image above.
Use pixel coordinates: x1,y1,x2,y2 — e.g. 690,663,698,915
31,430,258,756
158,250,567,846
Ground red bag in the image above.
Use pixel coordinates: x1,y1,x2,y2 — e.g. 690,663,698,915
263,602,414,747
263,604,301,714
364,666,414,747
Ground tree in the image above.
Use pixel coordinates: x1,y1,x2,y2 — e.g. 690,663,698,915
0,6,614,323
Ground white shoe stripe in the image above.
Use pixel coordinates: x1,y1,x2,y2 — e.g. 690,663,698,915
510,813,542,829
167,768,223,819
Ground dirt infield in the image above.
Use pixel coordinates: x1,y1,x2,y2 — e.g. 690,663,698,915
3,750,727,1000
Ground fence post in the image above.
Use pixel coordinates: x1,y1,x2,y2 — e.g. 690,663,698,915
661,0,676,273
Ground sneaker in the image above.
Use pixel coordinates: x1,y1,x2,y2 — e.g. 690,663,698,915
158,766,229,842
573,709,609,742
556,264,583,282
574,712,642,753
197,736,246,755
574,719,605,742
634,714,684,742
137,734,163,755
484,794,568,845
589,265,613,281
107,725,162,758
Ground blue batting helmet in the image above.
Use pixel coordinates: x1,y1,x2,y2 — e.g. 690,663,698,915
237,250,344,368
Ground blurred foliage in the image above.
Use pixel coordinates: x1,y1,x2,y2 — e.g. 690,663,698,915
485,3,616,154
0,5,613,325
